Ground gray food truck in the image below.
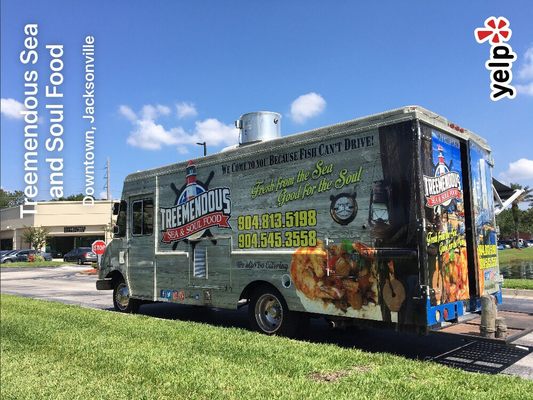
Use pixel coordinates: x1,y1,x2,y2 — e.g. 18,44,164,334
97,106,502,336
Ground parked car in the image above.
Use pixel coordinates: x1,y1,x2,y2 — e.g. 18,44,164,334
0,250,18,263
0,249,52,263
35,251,53,261
497,243,505,250
63,247,97,264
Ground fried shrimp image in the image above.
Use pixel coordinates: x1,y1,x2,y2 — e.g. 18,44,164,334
291,241,380,312
290,244,343,301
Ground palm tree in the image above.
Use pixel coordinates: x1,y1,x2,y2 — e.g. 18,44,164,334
510,183,533,247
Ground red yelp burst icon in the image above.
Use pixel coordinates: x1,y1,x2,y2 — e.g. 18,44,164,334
475,17,512,44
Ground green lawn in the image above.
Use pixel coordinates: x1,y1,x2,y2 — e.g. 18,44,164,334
0,261,69,268
1,295,532,399
498,247,533,264
503,279,533,290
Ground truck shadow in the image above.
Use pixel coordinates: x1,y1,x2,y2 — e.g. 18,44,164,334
133,302,532,374
135,302,469,360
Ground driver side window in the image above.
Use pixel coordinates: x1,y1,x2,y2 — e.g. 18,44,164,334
115,200,127,238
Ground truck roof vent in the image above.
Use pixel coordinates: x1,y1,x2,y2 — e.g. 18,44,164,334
235,111,281,145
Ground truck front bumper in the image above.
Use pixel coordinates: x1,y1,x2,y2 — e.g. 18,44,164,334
96,279,113,290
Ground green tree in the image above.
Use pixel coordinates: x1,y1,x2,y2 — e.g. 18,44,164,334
510,183,533,246
0,189,25,208
22,226,49,250
496,209,514,238
52,193,89,201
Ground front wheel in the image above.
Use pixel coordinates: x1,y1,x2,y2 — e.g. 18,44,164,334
113,278,140,313
248,286,297,336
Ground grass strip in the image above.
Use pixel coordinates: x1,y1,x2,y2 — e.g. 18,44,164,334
1,294,532,399
503,278,533,291
0,261,70,267
499,247,533,264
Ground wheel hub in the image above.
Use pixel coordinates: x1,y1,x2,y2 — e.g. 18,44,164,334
255,294,283,333
115,283,130,309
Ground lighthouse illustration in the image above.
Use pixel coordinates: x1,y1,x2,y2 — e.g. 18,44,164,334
423,139,462,210
434,145,454,208
435,145,449,177
168,160,216,247
185,160,199,201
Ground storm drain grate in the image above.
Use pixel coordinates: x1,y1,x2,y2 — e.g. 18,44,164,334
431,341,532,374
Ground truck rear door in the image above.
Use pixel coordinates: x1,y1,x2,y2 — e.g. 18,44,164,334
468,141,499,296
420,127,472,325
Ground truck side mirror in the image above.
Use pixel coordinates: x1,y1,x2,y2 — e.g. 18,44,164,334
113,225,120,236
112,202,120,215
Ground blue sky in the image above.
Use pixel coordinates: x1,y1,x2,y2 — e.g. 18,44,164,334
1,1,533,200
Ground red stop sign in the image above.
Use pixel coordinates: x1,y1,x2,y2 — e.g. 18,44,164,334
92,240,106,255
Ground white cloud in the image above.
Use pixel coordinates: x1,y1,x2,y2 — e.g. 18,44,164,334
516,46,533,97
518,46,533,81
516,82,533,96
176,102,198,119
289,92,326,123
119,105,137,121
1,98,24,119
141,104,170,120
121,103,238,152
500,158,533,182
193,118,238,146
126,119,184,150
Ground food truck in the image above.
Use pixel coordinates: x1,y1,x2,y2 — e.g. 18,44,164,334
97,106,502,336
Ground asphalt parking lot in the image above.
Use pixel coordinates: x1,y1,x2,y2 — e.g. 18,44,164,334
1,265,532,380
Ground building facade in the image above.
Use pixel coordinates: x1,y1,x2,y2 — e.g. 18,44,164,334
0,201,115,256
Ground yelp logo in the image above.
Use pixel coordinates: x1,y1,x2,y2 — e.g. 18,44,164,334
475,17,511,44
474,17,516,101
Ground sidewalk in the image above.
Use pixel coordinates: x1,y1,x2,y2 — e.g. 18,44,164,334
503,332,533,380
502,288,533,299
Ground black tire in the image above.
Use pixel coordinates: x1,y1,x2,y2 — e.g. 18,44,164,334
77,258,83,265
113,277,141,313
248,286,298,336
4,259,12,263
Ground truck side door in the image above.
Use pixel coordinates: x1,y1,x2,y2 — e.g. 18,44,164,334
127,195,155,300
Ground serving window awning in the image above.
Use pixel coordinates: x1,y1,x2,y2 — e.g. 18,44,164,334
493,178,524,215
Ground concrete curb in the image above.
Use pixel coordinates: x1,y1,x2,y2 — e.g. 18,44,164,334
502,288,533,298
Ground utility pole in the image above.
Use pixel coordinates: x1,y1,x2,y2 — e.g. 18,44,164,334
104,157,113,243
103,158,111,200
107,158,111,200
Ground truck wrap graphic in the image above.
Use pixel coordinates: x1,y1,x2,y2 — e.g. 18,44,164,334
100,107,502,334
160,161,232,243
423,130,469,306
469,141,499,294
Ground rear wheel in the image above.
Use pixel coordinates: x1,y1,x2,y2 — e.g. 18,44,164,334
248,286,297,336
113,278,140,313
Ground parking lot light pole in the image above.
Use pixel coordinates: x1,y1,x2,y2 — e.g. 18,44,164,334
196,142,207,156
